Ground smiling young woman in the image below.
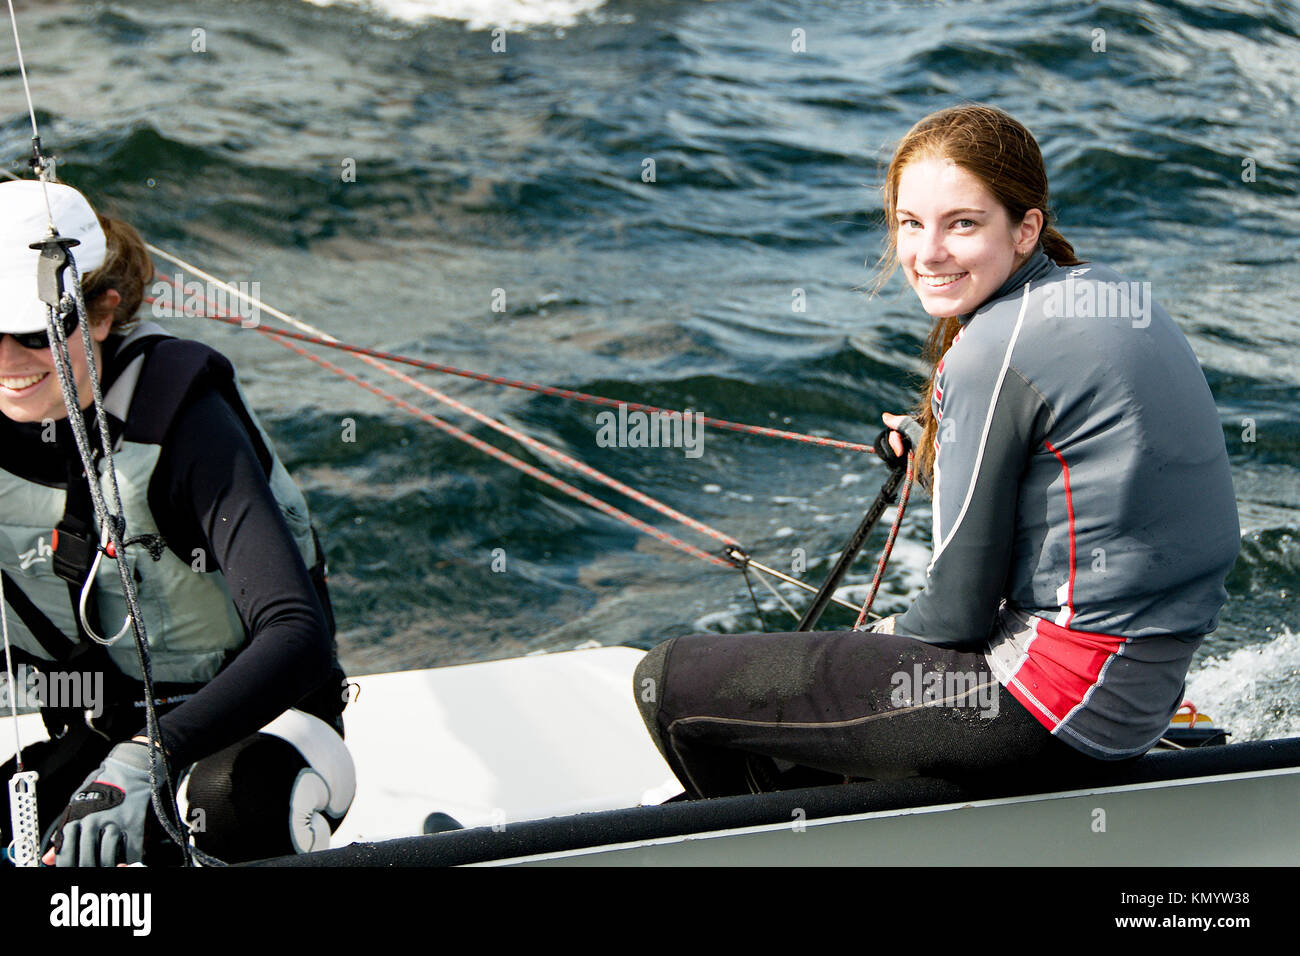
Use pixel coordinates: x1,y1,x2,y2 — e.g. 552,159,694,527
0,216,138,426
875,105,1083,478
0,180,355,866
631,104,1240,798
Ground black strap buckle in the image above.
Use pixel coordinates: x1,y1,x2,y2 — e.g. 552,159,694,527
51,519,99,586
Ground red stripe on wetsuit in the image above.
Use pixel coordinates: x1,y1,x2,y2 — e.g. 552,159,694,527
1006,616,1128,732
1006,438,1124,732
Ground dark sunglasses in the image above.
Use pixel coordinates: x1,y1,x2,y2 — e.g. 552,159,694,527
1,309,80,350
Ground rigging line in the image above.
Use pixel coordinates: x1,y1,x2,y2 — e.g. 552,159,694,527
4,2,54,206
749,564,801,622
44,258,199,865
0,31,197,861
266,332,733,568
160,275,873,607
192,291,871,617
853,450,915,629
176,307,880,455
147,240,889,616
151,276,743,550
4,1,39,139
1,573,23,770
725,549,870,618
0,179,889,598
0,179,882,619
181,297,876,611
740,566,770,632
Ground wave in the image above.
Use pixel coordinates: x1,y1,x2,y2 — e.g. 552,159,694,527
302,0,612,31
1186,629,1300,742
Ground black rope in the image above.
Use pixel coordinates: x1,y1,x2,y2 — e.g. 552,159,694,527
39,249,217,866
740,564,769,633
122,533,167,562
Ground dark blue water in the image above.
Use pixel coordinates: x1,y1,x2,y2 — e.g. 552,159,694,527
3,0,1298,738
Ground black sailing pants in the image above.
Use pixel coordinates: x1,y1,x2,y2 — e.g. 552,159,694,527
633,627,1106,799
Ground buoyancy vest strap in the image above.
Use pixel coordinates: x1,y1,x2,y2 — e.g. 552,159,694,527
0,570,76,663
109,330,174,376
51,457,98,588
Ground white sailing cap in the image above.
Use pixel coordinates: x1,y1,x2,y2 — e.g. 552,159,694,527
0,179,107,334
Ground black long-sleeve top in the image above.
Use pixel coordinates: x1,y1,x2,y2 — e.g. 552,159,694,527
0,339,333,770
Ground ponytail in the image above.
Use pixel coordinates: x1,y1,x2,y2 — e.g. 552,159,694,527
1040,224,1083,268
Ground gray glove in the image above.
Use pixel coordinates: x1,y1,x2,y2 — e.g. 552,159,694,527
53,741,156,867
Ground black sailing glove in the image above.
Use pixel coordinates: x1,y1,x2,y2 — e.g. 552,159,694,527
874,416,923,471
52,741,155,867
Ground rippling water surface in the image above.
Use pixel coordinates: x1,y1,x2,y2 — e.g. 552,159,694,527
4,0,1298,738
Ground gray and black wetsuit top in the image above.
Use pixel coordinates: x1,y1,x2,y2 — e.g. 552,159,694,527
893,249,1240,759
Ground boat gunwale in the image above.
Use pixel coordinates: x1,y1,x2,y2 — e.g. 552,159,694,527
473,763,1300,866
247,736,1300,867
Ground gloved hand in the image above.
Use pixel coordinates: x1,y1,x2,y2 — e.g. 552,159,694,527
50,741,156,867
867,614,897,635
877,413,923,468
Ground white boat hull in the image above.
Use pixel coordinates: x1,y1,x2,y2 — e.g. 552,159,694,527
8,647,1300,866
490,766,1300,866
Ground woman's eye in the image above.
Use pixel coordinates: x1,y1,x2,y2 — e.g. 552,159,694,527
901,219,921,229
954,219,976,229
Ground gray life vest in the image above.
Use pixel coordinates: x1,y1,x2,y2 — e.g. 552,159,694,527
0,322,319,684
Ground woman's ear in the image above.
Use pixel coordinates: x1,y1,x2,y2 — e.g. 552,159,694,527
88,289,121,342
1015,208,1045,255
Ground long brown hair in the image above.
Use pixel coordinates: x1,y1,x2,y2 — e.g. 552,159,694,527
81,215,154,334
872,104,1082,488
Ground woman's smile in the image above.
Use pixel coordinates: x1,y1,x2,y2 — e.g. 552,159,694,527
916,271,969,288
0,371,50,393
0,327,107,422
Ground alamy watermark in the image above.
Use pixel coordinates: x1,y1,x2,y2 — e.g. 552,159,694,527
1043,269,1152,328
890,663,999,718
49,886,150,936
595,404,705,459
0,664,104,718
150,273,261,327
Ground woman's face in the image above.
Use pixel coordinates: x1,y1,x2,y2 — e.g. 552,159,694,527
0,295,115,424
894,155,1042,317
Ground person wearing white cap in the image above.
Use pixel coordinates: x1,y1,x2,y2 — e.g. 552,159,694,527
0,179,355,866
0,180,114,424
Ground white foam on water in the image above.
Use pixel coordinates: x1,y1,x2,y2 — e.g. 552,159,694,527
693,605,747,633
1184,629,1300,742
304,0,608,30
828,537,930,614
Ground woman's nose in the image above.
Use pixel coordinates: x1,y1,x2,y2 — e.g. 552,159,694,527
918,228,948,267
0,332,51,366
0,334,27,364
